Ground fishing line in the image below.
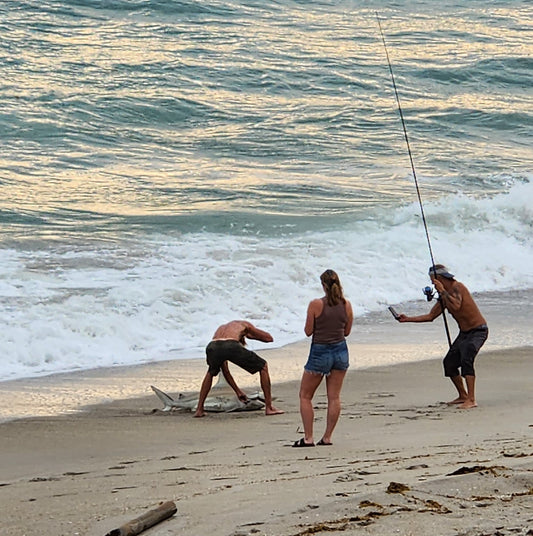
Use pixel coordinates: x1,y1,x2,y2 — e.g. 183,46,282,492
376,12,452,346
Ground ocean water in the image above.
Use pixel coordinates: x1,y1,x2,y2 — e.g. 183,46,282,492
1,0,532,382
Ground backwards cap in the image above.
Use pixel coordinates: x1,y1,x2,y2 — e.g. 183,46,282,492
428,265,454,279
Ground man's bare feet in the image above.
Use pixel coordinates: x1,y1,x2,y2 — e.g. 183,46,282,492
265,407,284,416
458,401,477,409
193,410,206,418
446,397,466,405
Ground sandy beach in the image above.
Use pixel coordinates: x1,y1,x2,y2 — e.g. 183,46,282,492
1,343,532,536
2,1,532,534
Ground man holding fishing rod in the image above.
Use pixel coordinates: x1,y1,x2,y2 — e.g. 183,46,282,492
397,265,488,409
378,15,488,409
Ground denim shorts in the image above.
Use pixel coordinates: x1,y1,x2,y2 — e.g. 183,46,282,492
304,340,349,376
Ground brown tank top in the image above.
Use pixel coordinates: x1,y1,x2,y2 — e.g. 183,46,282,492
313,298,348,344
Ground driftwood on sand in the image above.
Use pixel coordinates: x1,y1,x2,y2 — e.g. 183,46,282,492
105,500,177,536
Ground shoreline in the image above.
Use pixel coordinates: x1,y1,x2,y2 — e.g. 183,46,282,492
0,338,508,424
1,288,532,423
0,339,528,425
1,346,532,536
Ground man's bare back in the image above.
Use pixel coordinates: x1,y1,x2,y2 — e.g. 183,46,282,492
194,320,282,417
212,320,273,344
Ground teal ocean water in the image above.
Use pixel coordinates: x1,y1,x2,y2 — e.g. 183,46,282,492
0,0,532,381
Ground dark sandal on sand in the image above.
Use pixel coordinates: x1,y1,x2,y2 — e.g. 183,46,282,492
317,439,333,446
292,438,315,447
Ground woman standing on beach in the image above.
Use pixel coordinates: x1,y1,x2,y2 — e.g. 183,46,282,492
293,269,353,447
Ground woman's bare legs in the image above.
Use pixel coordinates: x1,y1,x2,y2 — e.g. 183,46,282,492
298,371,323,444
321,369,347,444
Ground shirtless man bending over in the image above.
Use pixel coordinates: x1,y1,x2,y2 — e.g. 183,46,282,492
398,265,488,409
194,320,284,418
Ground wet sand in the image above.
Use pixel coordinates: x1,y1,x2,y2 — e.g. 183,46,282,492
2,288,531,424
1,345,532,536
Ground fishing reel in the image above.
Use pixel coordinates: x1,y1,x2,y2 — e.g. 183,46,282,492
423,286,435,302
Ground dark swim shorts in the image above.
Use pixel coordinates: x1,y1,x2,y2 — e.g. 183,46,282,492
443,324,488,377
205,339,266,376
304,340,349,376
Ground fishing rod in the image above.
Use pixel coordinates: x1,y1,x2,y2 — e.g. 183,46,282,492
376,12,452,347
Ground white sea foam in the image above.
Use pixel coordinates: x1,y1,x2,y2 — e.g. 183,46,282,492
0,180,531,381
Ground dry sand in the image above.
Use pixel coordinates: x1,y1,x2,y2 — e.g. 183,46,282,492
1,346,532,536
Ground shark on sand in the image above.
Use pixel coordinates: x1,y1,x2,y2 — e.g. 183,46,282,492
151,374,265,413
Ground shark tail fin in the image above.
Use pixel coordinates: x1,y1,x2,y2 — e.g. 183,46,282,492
151,385,176,412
